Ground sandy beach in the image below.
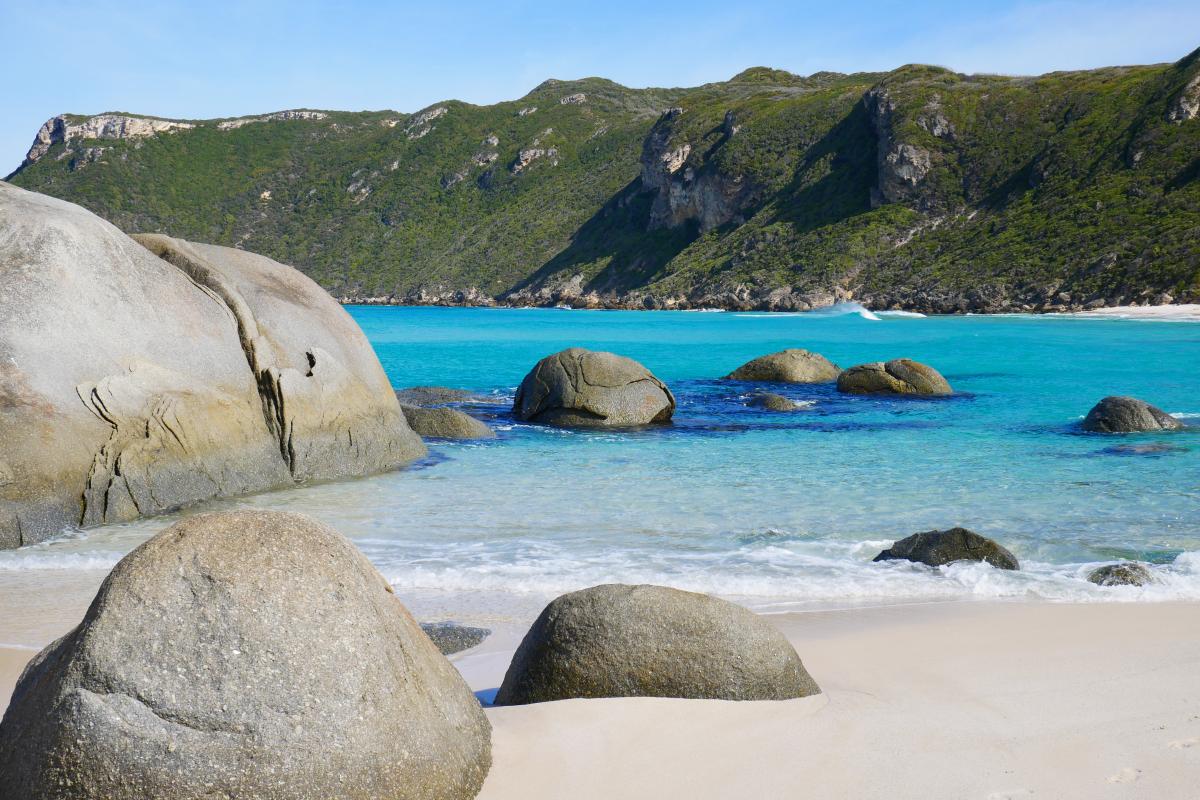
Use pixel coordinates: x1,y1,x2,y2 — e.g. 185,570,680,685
4,599,1197,799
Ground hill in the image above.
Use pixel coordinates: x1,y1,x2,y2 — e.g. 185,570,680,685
8,49,1200,312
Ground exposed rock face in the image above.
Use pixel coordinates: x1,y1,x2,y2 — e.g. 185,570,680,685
513,348,675,427
837,358,952,395
215,109,328,130
0,183,423,549
725,349,841,383
748,392,801,412
0,510,492,799
874,528,1020,570
1087,562,1158,587
641,107,756,232
1167,73,1200,122
559,93,587,105
401,405,495,439
494,584,820,704
1081,396,1183,433
23,114,194,167
865,88,936,209
421,622,492,655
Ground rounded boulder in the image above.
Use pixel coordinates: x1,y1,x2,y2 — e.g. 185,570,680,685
0,510,491,800
725,349,840,383
1087,562,1158,587
873,527,1019,570
494,583,820,705
513,348,675,427
837,358,952,395
401,405,495,439
1081,396,1183,433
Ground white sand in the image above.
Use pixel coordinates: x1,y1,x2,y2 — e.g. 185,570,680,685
1060,304,1200,322
3,601,1198,798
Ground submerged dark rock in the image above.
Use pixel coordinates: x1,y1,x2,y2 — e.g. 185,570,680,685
421,622,492,655
0,510,491,800
874,527,1020,570
747,392,801,412
1081,396,1183,433
394,386,483,406
513,348,675,428
837,359,952,396
725,349,840,383
1087,562,1158,587
494,583,820,705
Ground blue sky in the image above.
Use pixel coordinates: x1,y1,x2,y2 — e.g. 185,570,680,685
2,0,1198,175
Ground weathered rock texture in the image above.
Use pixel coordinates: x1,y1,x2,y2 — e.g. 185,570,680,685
421,622,492,655
0,183,423,549
836,358,952,395
1081,396,1183,433
401,405,495,439
513,348,675,427
748,393,801,412
22,114,195,168
494,583,820,704
874,527,1020,570
725,349,841,383
1087,562,1158,587
394,385,483,406
0,510,492,799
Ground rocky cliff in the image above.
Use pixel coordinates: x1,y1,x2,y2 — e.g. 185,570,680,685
9,48,1200,312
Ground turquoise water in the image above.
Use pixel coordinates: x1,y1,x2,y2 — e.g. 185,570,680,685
3,304,1199,626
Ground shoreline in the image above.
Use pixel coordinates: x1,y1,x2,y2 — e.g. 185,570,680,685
5,600,1198,798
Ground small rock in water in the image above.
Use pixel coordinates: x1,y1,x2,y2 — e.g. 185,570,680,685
494,583,820,704
394,385,482,406
1087,562,1158,587
1081,396,1183,433
874,527,1020,570
421,622,492,654
725,349,840,383
401,405,495,439
837,358,952,395
747,392,801,412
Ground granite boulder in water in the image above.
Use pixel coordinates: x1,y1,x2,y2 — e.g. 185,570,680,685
0,510,491,800
837,358,952,395
1087,561,1158,587
401,405,495,439
1081,396,1183,433
494,583,820,704
748,392,801,412
513,348,675,427
874,527,1020,570
725,349,840,383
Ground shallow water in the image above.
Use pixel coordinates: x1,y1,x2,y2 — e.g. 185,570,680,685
3,303,1199,634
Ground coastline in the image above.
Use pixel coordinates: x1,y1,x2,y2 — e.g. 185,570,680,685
5,600,1198,798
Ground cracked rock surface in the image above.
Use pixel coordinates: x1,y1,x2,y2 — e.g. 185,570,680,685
0,182,424,549
725,349,840,383
512,347,675,427
836,358,952,396
0,510,492,799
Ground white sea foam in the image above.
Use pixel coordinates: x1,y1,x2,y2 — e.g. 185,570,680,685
875,309,927,318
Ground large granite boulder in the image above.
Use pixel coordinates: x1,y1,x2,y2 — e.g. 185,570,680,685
1087,562,1158,587
873,527,1020,570
401,405,495,439
837,358,952,395
513,348,675,427
494,583,820,704
1081,396,1183,433
0,510,491,799
0,182,423,549
725,349,840,383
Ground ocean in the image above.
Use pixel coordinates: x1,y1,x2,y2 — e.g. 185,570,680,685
3,304,1198,632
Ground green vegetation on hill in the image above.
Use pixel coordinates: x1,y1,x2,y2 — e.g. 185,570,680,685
9,49,1200,311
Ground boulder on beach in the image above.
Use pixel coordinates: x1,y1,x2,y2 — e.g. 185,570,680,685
512,348,675,427
1081,396,1183,433
421,622,492,655
494,583,820,705
402,405,495,439
395,385,483,406
836,358,952,396
0,510,491,800
1087,561,1158,587
748,392,801,412
725,349,840,383
873,527,1020,570
0,182,424,550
